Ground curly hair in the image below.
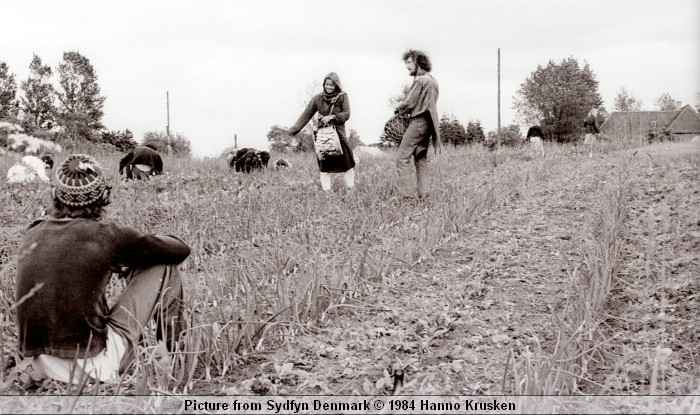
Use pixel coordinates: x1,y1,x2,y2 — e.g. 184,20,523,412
402,49,432,72
50,188,111,221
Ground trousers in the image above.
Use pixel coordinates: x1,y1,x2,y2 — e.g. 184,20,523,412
31,264,186,382
396,114,432,197
108,264,186,374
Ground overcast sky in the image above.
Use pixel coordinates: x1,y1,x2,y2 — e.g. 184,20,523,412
1,0,698,156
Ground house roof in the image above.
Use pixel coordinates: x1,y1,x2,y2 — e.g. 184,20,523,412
600,105,700,134
668,105,700,133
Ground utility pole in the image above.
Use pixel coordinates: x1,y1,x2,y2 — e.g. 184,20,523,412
166,91,172,155
234,133,238,148
497,48,501,148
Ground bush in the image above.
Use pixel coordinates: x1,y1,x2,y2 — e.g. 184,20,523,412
102,129,137,152
0,121,23,148
7,133,62,154
648,128,677,144
142,131,192,156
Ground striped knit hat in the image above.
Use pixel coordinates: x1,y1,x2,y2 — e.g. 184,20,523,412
54,154,106,207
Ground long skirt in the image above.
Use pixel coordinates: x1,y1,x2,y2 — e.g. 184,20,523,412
318,138,355,173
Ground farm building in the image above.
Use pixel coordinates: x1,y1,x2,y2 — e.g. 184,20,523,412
600,105,700,143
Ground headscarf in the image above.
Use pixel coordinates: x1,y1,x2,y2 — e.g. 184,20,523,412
322,72,343,101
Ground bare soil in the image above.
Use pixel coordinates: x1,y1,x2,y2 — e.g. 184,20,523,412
3,142,697,399
193,142,700,396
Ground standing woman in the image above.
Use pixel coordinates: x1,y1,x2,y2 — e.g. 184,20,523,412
583,107,600,158
288,72,355,192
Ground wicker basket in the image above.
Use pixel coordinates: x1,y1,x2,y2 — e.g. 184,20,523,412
383,113,410,143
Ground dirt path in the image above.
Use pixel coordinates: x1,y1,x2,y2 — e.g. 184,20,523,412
585,143,700,394
326,151,614,395
3,143,696,400
211,144,697,396
153,142,699,398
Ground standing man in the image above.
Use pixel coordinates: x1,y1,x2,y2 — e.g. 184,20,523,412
395,49,441,199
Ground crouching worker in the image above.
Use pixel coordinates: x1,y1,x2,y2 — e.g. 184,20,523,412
14,154,191,383
119,145,163,180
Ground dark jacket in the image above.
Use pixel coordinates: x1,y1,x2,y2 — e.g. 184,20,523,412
289,72,355,173
289,93,351,140
526,126,544,141
583,115,600,134
119,146,163,179
231,148,270,173
15,218,190,359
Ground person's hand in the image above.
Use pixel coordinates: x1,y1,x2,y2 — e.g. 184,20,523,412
320,115,334,124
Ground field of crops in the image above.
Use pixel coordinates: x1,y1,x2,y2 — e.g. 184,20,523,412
0,140,698,412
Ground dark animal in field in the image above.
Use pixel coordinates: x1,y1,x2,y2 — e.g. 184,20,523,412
273,158,292,169
228,148,270,173
119,146,163,180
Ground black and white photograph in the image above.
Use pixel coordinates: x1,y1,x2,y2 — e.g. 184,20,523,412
0,0,698,413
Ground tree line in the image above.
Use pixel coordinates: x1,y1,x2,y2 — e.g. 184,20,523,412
0,52,191,155
5,53,694,155
513,57,693,143
268,56,695,151
272,56,696,149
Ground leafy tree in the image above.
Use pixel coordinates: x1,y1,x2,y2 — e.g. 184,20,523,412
695,91,700,112
487,124,523,147
654,92,681,111
347,128,364,149
297,80,321,138
378,131,399,148
465,120,486,143
142,130,191,156
0,61,19,120
58,111,97,143
613,87,643,111
56,51,106,140
513,57,605,142
266,125,315,153
294,131,314,152
299,80,321,108
388,84,411,108
20,54,56,131
439,114,468,146
102,129,137,152
267,125,295,153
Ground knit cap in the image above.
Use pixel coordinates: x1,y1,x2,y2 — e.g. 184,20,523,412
54,154,106,207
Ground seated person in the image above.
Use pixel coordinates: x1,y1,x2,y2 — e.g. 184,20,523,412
15,154,190,383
